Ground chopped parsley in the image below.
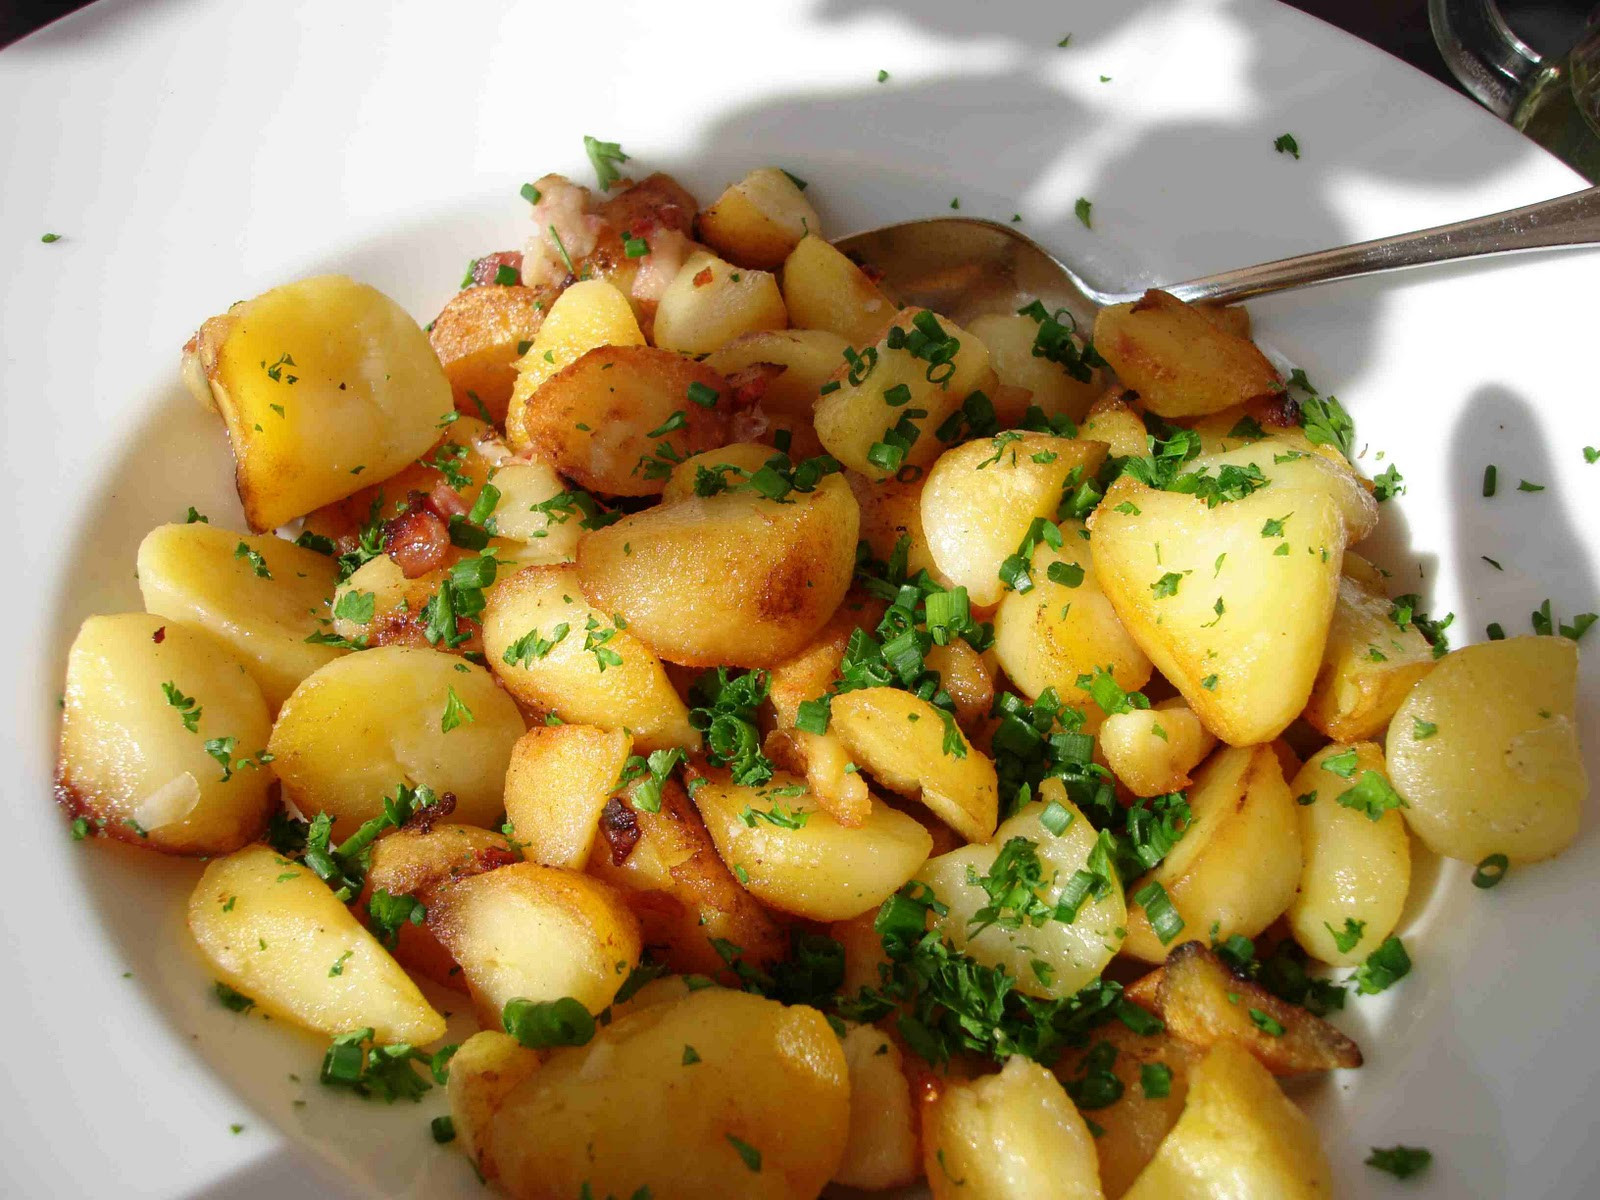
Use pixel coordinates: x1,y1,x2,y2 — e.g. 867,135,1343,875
1074,197,1093,229
617,748,685,814
234,542,272,579
1336,770,1406,821
1366,1146,1432,1180
367,889,426,948
582,136,629,190
1325,917,1366,954
162,681,202,732
1273,133,1301,158
440,686,474,733
1351,935,1411,995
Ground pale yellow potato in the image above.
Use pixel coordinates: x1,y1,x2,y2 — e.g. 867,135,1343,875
429,283,554,424
849,472,951,586
661,442,777,505
924,1056,1105,1200
926,638,994,728
831,910,890,994
693,772,933,921
652,249,788,355
992,526,1152,719
1285,742,1411,965
921,433,1107,607
828,687,999,843
780,234,896,346
968,312,1101,424
191,275,451,531
588,778,788,977
704,328,850,438
1080,390,1151,458
1203,440,1378,543
428,862,640,1023
698,167,823,269
1098,699,1217,798
1304,573,1436,742
137,522,344,712
605,974,699,1023
470,987,849,1200
834,1024,920,1191
1387,635,1586,863
56,614,274,855
506,278,645,451
504,724,633,870
1093,289,1281,419
575,474,859,668
482,457,585,565
267,647,525,838
188,845,446,1044
813,307,994,480
482,565,698,751
1088,451,1359,747
1340,548,1389,591
1121,745,1301,962
447,1031,542,1182
918,793,1126,999
763,727,872,827
1121,1041,1333,1199
512,345,731,498
328,555,443,650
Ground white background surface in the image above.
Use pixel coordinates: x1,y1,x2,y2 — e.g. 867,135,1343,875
1,0,1596,1196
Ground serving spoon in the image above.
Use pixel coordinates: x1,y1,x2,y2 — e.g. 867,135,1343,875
835,184,1600,328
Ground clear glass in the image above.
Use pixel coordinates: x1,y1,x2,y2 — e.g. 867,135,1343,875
1430,0,1600,182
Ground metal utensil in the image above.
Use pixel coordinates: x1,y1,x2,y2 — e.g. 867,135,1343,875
835,184,1600,328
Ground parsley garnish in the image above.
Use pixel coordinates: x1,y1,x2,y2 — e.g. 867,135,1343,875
503,622,570,667
1325,917,1366,953
162,681,202,732
440,686,474,733
1336,770,1406,821
617,748,685,814
1351,935,1411,994
367,888,426,948
582,136,629,191
1074,197,1093,229
1366,1146,1432,1179
1273,132,1301,158
234,542,272,579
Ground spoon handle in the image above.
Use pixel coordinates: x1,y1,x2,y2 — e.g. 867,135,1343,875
1162,184,1600,306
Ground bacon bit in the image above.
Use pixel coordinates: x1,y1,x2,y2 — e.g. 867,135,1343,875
425,479,471,521
598,795,642,866
470,251,523,288
383,507,450,579
402,790,458,834
859,262,887,284
1260,392,1301,428
151,626,166,644
598,173,698,238
730,408,771,444
692,266,714,288
724,362,786,407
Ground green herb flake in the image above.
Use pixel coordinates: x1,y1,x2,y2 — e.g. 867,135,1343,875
1472,853,1509,889
1366,1146,1432,1180
582,136,630,190
1273,133,1301,159
1074,197,1093,229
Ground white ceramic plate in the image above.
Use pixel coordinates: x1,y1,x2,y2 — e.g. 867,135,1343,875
2,0,1596,1196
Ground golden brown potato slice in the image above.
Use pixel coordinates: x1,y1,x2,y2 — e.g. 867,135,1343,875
447,1031,542,1182
698,167,822,269
763,727,872,826
765,590,885,725
503,724,633,870
1121,1040,1333,1198
781,234,897,346
429,284,554,424
1098,699,1217,798
833,1023,920,1190
191,275,452,531
968,311,1101,424
659,442,777,505
926,638,995,729
1387,635,1586,863
464,987,849,1200
1152,942,1361,1074
137,522,344,712
428,861,641,1023
1080,390,1151,458
1304,572,1436,742
482,564,698,751
268,647,525,839
189,845,446,1044
923,1056,1105,1200
653,249,788,355
575,473,859,667
1093,289,1280,419
850,471,952,587
57,614,275,855
513,344,731,497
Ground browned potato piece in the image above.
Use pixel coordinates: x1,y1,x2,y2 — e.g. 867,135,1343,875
850,471,953,587
653,250,789,355
56,614,275,855
698,168,823,269
1152,942,1361,1074
1080,390,1151,459
1098,699,1217,798
968,312,1101,424
764,727,872,827
429,284,553,423
780,235,897,345
503,724,633,869
575,474,859,667
447,1031,542,1182
766,591,885,725
1055,1021,1202,1199
587,778,788,977
1304,572,1436,742
1194,302,1251,339
428,861,641,1023
1093,289,1281,419
926,638,994,728
834,1024,920,1191
513,345,730,497
362,824,518,990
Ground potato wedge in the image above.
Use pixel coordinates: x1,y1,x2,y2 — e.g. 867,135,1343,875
468,987,849,1200
814,308,994,481
56,614,274,855
1387,635,1585,863
482,564,697,750
479,457,586,565
780,234,897,346
927,638,994,728
1286,742,1410,965
588,778,788,977
921,434,1107,607
828,687,999,843
660,442,777,505
429,284,554,423
1121,745,1301,962
1121,1040,1333,1199
705,328,850,438
699,167,823,269
192,275,451,531
447,1031,542,1182
923,1056,1105,1200
1093,289,1280,419
1304,572,1436,741
189,845,446,1044
267,647,525,838
137,522,344,711
1098,699,1217,798
512,345,731,497
850,472,951,587
763,727,872,826
575,473,859,667
968,311,1101,424
503,724,633,870
1080,390,1151,458
653,249,788,355
428,862,641,1022
693,772,933,921
506,278,645,451
765,590,885,726
834,1023,920,1191
918,792,1126,998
